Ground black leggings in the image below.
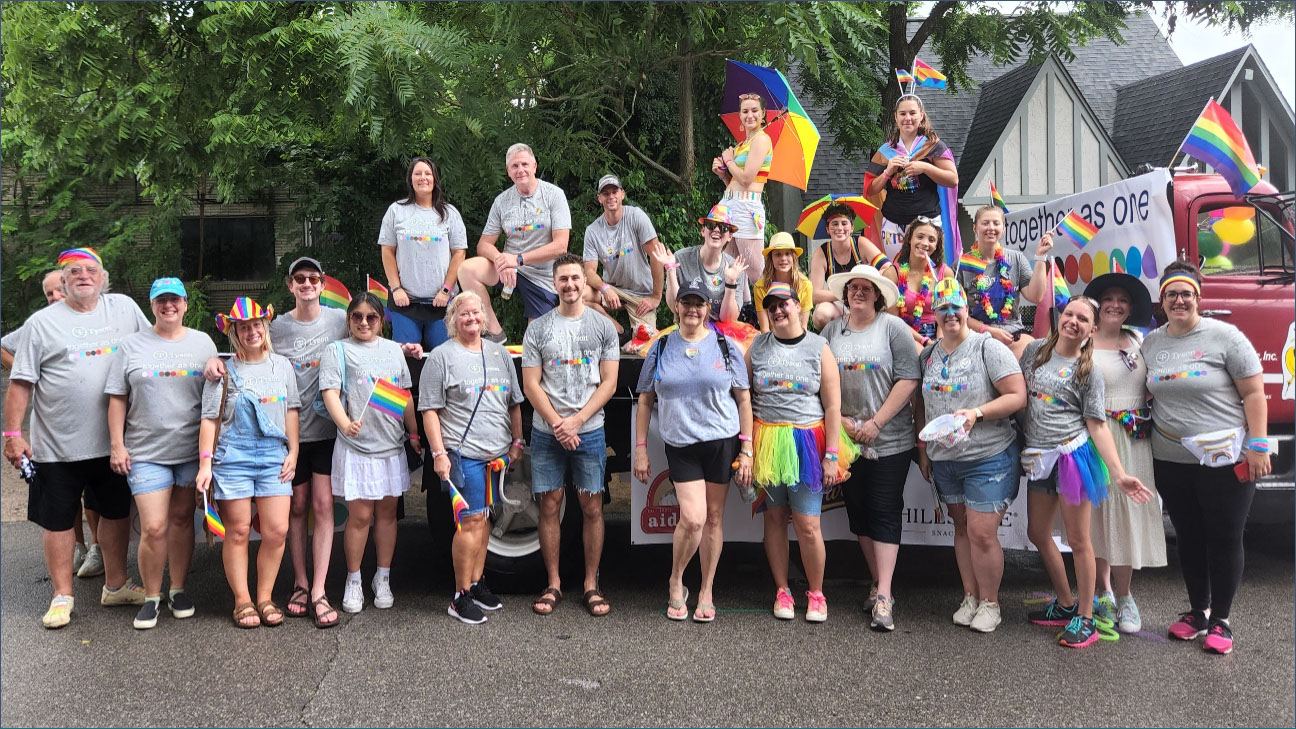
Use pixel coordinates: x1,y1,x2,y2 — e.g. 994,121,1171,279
1153,459,1256,620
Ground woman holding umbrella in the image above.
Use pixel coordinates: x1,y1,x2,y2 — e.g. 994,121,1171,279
713,92,773,282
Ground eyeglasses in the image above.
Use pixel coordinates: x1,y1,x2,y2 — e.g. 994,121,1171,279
679,299,708,310
64,266,101,278
845,283,877,295
738,93,762,102
1162,290,1197,302
702,221,733,232
913,216,942,228
350,312,381,326
292,273,322,285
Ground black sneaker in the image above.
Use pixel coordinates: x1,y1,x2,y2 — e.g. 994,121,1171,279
469,580,503,611
168,591,196,619
1028,598,1078,626
1059,616,1099,648
133,600,159,630
449,591,487,625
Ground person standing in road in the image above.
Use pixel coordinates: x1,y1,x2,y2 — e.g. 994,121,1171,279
105,278,218,630
580,174,665,348
457,143,572,342
3,248,150,629
522,253,620,617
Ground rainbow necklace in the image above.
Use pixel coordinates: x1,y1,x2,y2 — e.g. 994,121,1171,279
896,262,935,328
973,246,1015,322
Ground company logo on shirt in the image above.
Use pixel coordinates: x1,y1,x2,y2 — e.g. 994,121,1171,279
1155,349,1206,365
71,325,114,338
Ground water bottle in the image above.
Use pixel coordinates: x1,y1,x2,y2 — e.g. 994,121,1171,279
737,481,759,504
501,284,514,300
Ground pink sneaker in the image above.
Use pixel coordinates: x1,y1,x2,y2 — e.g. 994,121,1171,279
1203,620,1233,655
772,588,795,620
805,590,828,623
1168,611,1210,641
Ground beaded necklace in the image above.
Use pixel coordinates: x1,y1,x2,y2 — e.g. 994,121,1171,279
896,261,935,328
973,245,1015,322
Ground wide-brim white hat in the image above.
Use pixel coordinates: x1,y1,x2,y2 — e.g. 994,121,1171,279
827,264,899,309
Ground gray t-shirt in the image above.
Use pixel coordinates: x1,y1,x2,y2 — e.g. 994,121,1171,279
958,247,1036,334
201,355,302,439
918,333,1022,462
635,330,749,447
269,308,350,444
1,326,24,355
521,307,620,435
1143,317,1263,464
104,328,219,465
673,246,751,318
1019,339,1106,448
319,337,413,459
482,179,572,293
377,201,469,299
419,340,524,461
10,294,150,462
582,205,658,297
749,332,827,427
822,313,919,457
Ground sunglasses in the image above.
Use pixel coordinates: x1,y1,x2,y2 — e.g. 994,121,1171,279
913,216,942,228
702,221,734,232
738,93,762,102
350,312,381,326
293,273,322,285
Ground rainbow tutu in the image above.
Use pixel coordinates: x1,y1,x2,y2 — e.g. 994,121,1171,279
1035,435,1109,505
752,418,860,494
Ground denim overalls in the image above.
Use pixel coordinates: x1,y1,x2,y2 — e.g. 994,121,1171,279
213,361,292,500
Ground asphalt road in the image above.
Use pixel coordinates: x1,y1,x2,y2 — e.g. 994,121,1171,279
2,500,1293,728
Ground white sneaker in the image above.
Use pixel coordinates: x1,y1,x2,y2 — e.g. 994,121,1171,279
969,600,1002,633
101,580,147,606
1117,595,1142,634
342,579,364,613
952,593,979,626
371,575,394,609
72,542,87,574
77,543,104,578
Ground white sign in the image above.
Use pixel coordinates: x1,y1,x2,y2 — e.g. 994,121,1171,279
1003,169,1176,299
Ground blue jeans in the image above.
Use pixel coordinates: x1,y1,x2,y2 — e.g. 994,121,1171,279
390,308,448,351
932,443,1020,513
529,427,606,495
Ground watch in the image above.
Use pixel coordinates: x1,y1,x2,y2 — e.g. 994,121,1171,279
516,253,525,266
973,408,985,423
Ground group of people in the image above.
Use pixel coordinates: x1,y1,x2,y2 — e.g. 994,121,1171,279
0,92,1273,657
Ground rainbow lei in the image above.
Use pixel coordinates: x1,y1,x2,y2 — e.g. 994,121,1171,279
972,246,1016,322
896,262,935,328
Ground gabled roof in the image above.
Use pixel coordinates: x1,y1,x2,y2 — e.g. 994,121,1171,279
955,62,1041,189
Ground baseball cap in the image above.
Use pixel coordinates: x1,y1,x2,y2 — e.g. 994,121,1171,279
149,277,187,300
596,174,623,193
932,278,968,311
677,279,712,305
761,281,796,309
288,256,324,275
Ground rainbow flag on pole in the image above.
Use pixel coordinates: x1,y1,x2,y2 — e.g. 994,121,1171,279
366,275,389,307
895,69,915,87
203,491,225,539
366,378,411,420
320,276,351,310
448,480,469,532
958,253,988,276
1180,98,1261,199
913,59,947,89
1054,210,1099,249
989,180,1009,214
1051,258,1070,309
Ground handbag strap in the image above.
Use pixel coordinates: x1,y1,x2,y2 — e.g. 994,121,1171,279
454,345,489,448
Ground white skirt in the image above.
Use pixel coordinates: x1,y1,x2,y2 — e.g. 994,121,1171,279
330,442,410,501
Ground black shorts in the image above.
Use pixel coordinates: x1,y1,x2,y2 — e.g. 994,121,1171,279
293,439,336,485
663,436,740,485
840,448,914,544
28,456,131,531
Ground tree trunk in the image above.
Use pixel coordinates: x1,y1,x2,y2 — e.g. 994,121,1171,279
882,1,910,123
196,174,207,279
677,33,695,194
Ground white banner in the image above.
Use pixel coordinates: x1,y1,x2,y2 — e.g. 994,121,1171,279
1003,169,1176,299
630,406,1041,550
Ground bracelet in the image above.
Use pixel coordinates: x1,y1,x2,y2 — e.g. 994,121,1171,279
392,285,404,293
441,285,453,295
921,336,932,346
916,441,927,449
824,453,839,462
199,452,213,460
663,262,680,270
740,450,754,458
407,433,420,441
635,440,648,447
511,439,526,448
2,431,20,438
825,446,839,454
738,434,751,442
1034,255,1051,264
430,450,448,458
724,282,738,289
1246,438,1270,453
601,284,612,293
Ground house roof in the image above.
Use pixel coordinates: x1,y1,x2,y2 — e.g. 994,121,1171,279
1111,47,1248,169
955,62,1041,189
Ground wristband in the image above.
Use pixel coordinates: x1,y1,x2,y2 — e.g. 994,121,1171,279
664,262,680,270
2,431,21,438
738,434,751,442
1246,438,1270,453
915,441,927,449
921,336,932,346
724,282,738,289
825,446,839,454
601,284,612,293
392,285,404,293
407,434,420,441
635,440,647,447
1034,255,1051,264
430,450,448,458
824,453,839,462
200,452,213,460
511,439,526,448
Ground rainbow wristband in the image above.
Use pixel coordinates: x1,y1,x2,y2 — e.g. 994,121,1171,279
870,253,891,269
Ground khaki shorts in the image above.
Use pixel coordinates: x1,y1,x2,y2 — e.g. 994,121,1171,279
604,285,659,333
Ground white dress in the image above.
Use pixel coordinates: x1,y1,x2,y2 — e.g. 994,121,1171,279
1090,342,1167,569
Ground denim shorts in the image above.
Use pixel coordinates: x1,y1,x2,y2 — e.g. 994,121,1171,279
529,426,607,495
127,460,199,496
493,277,559,320
447,452,499,518
932,442,1020,513
762,484,823,517
390,308,449,351
213,437,294,500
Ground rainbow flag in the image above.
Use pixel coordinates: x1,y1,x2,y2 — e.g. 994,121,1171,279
366,275,389,306
448,480,468,532
1055,210,1099,249
484,456,509,509
203,492,225,539
366,378,411,420
958,253,988,276
1181,99,1261,199
913,59,947,89
989,180,1009,214
1051,258,1070,309
895,69,915,86
320,276,351,310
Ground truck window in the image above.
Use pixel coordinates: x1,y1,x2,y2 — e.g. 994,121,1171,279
1197,204,1292,276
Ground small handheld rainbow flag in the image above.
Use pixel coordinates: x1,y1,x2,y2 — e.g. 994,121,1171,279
320,276,352,310
895,69,915,87
366,378,411,420
483,456,510,509
1180,98,1261,199
958,253,988,276
989,180,1010,214
203,491,225,540
1054,210,1099,249
366,275,389,306
1051,258,1070,309
913,58,947,89
448,480,469,532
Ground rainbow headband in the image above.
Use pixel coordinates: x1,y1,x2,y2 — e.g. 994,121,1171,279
58,248,103,269
1159,274,1200,298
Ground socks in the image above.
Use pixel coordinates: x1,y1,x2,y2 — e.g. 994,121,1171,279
168,588,184,599
375,567,390,580
145,596,161,605
347,570,361,584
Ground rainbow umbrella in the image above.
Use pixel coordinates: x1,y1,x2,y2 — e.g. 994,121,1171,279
720,60,821,191
797,194,878,239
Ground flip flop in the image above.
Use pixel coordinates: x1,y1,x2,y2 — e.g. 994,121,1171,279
532,587,562,615
693,603,716,623
286,586,309,618
666,586,689,621
582,589,611,617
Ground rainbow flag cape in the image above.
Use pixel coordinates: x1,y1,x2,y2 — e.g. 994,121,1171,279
448,480,468,532
1055,210,1099,249
913,58,947,89
320,276,351,310
203,491,225,539
366,378,411,420
880,135,927,160
862,138,962,270
366,275,389,306
1180,99,1261,199
895,69,915,86
1051,258,1070,309
958,253,988,276
989,180,1009,214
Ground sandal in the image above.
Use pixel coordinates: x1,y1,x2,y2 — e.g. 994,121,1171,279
256,600,284,627
311,596,339,630
666,586,689,621
232,602,260,629
693,603,716,623
286,586,310,618
532,587,562,615
581,589,611,617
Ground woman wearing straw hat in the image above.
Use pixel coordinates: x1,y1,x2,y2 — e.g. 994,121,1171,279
753,232,812,332
820,265,917,631
1084,271,1165,634
196,297,300,629
809,204,866,331
713,92,773,282
914,279,1025,633
746,282,858,623
106,278,218,630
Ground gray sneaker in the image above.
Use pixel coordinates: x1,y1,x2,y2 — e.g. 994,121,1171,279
952,593,979,626
863,582,879,611
1116,595,1142,634
870,595,895,632
969,600,1002,633
72,542,87,575
77,543,104,578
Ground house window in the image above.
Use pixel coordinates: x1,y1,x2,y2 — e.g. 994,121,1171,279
179,216,276,281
